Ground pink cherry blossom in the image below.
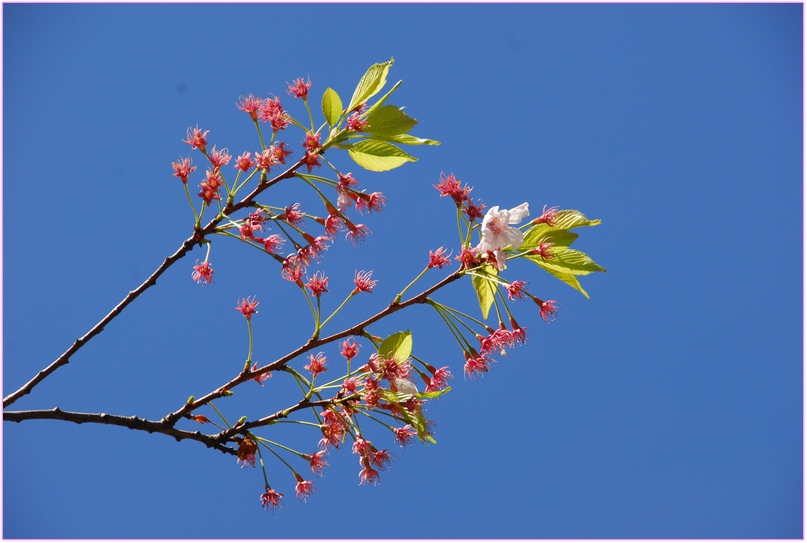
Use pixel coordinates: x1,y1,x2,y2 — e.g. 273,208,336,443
305,271,329,297
260,487,284,513
294,474,317,502
428,247,452,269
183,126,209,151
287,77,312,99
235,296,259,320
353,270,377,294
191,261,214,284
171,156,196,183
305,352,328,378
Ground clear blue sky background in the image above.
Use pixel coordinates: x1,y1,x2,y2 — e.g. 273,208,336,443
3,3,802,539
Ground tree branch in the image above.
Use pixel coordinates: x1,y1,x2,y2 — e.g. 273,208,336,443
3,408,238,456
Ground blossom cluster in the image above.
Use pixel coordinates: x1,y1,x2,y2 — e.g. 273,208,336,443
165,60,601,514
174,80,388,289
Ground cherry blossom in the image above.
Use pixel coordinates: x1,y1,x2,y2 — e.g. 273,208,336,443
353,270,377,294
171,156,196,183
536,298,559,323
191,261,214,284
340,337,361,360
294,474,317,502
235,296,259,320
393,425,417,448
237,437,258,468
306,450,329,477
426,366,453,392
506,280,528,300
474,202,530,271
532,204,559,226
305,352,328,378
305,271,329,297
237,94,262,121
287,77,312,99
183,126,209,151
234,152,255,172
260,487,284,513
428,247,452,269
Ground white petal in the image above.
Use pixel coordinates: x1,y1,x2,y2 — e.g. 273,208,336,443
494,248,508,271
507,202,530,224
474,238,495,254
393,378,418,397
505,228,525,249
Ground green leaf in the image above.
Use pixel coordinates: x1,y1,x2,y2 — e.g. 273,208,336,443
541,266,590,298
375,133,441,146
363,80,402,117
471,265,498,319
347,58,394,113
526,248,604,297
521,225,579,252
348,139,416,172
410,409,436,444
528,248,606,276
416,386,452,400
378,330,412,363
321,87,342,127
365,105,418,136
552,209,602,230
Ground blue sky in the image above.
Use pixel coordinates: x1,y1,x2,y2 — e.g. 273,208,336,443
3,3,802,539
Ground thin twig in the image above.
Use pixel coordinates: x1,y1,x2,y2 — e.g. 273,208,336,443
3,408,238,456
215,395,358,444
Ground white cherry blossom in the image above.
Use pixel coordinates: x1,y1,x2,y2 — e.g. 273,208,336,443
474,202,529,270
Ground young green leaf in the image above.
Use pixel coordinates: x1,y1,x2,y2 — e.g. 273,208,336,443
416,387,452,400
347,58,394,113
521,225,579,251
540,266,591,298
551,209,602,230
527,248,606,276
348,139,416,172
365,105,418,136
376,133,441,146
321,87,342,127
471,265,498,319
378,330,413,363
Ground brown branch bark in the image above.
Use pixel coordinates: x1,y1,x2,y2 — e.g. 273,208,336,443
3,396,350,455
3,408,238,456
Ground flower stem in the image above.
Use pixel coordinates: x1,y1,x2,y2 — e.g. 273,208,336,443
243,319,254,371
429,301,473,352
255,436,307,459
304,99,315,133
393,267,429,304
208,401,232,429
319,291,355,330
183,183,199,223
262,440,297,473
435,300,490,329
254,118,266,151
301,285,317,336
233,167,260,194
456,206,464,246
